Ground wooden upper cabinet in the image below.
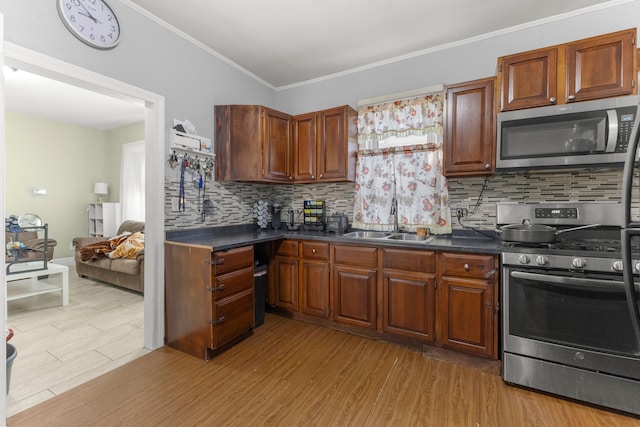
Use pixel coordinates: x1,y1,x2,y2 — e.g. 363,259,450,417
293,105,357,183
500,48,557,111
444,77,496,176
499,28,637,111
566,29,636,103
215,105,292,183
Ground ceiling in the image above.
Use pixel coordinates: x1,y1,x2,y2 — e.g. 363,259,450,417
4,0,621,130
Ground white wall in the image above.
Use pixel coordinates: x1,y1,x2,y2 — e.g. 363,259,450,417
275,1,640,114
0,1,276,144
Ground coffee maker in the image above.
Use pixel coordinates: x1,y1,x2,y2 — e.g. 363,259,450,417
271,203,282,230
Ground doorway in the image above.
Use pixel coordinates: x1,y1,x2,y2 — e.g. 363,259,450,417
2,43,165,416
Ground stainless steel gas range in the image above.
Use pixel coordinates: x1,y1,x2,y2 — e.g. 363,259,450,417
498,202,640,416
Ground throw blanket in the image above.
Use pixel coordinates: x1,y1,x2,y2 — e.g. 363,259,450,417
79,233,131,262
108,232,144,259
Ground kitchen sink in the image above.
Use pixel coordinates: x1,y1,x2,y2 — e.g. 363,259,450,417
342,231,390,239
385,233,434,242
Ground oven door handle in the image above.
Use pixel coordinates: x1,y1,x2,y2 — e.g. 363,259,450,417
510,271,636,293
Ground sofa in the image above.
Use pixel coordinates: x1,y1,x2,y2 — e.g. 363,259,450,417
6,229,57,264
73,220,145,293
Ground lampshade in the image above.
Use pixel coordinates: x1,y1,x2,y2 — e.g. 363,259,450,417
93,182,108,195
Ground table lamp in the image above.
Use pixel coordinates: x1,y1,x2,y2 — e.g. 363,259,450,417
94,182,108,203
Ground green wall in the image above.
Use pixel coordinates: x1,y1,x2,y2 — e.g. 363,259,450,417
5,111,144,258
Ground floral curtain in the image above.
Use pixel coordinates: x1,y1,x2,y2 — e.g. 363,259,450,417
352,93,451,234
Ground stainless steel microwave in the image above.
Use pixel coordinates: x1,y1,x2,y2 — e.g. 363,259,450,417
496,95,638,170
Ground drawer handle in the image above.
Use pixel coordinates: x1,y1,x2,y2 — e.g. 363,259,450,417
464,264,470,271
213,258,225,266
210,316,226,326
207,284,226,292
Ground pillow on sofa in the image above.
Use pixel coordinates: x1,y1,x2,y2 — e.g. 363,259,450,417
108,231,144,260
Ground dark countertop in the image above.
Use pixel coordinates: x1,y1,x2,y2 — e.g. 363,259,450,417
165,225,502,254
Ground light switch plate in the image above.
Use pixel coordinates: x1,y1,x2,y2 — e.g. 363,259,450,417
171,197,180,212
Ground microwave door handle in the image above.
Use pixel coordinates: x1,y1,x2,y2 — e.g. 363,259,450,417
605,109,618,152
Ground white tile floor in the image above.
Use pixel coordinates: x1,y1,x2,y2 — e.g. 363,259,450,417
5,266,147,417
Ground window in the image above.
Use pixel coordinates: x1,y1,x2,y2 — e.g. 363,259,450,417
352,89,451,234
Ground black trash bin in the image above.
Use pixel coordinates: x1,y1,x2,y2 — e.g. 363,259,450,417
6,343,17,395
254,264,267,327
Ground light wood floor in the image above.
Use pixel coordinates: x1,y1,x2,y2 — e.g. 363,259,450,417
8,313,640,426
6,266,147,417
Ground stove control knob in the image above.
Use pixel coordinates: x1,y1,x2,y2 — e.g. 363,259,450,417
535,255,549,266
518,255,530,264
571,258,586,269
612,260,624,272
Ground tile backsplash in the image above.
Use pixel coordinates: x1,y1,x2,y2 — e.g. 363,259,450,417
165,167,627,230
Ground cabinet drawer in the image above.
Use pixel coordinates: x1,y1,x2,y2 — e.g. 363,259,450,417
212,288,254,348
440,253,496,279
300,241,329,260
333,244,377,268
382,248,435,273
213,266,253,300
213,246,254,275
275,239,299,257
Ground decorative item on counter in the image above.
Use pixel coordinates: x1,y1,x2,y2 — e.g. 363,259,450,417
252,200,269,229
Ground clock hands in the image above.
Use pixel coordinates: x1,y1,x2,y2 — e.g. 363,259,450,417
76,1,102,25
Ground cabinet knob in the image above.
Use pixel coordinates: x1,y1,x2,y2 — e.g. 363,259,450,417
567,95,575,101
464,264,470,271
312,248,317,254
311,175,315,179
484,163,491,169
549,97,557,104
289,176,293,180
319,174,324,178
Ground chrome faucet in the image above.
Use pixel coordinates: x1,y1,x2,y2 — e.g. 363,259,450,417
390,197,399,234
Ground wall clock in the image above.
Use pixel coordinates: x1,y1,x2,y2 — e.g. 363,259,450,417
57,0,121,49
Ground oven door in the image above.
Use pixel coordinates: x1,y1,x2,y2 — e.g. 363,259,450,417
503,267,640,379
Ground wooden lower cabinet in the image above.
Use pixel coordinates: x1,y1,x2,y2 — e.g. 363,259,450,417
300,259,330,317
438,252,499,358
165,243,254,360
273,255,299,311
382,248,436,342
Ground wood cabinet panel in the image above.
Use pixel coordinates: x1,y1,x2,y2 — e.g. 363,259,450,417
333,265,377,329
275,239,299,257
382,248,435,273
383,270,436,342
439,277,495,357
213,267,253,300
263,108,293,182
444,77,496,176
333,244,378,268
292,112,317,181
300,241,329,261
273,256,299,311
500,48,557,111
213,246,254,275
213,288,254,348
440,252,496,279
300,260,330,318
566,29,636,102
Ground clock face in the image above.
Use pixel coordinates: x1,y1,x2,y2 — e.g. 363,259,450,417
57,0,121,49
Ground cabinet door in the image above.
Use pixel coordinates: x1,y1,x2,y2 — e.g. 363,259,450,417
262,107,292,182
317,106,356,182
439,276,495,358
292,112,318,182
566,29,636,103
300,260,330,318
500,48,557,111
273,256,299,311
383,270,436,342
332,265,377,329
444,77,496,176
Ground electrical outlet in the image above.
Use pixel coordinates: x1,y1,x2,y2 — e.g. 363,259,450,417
456,208,468,218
